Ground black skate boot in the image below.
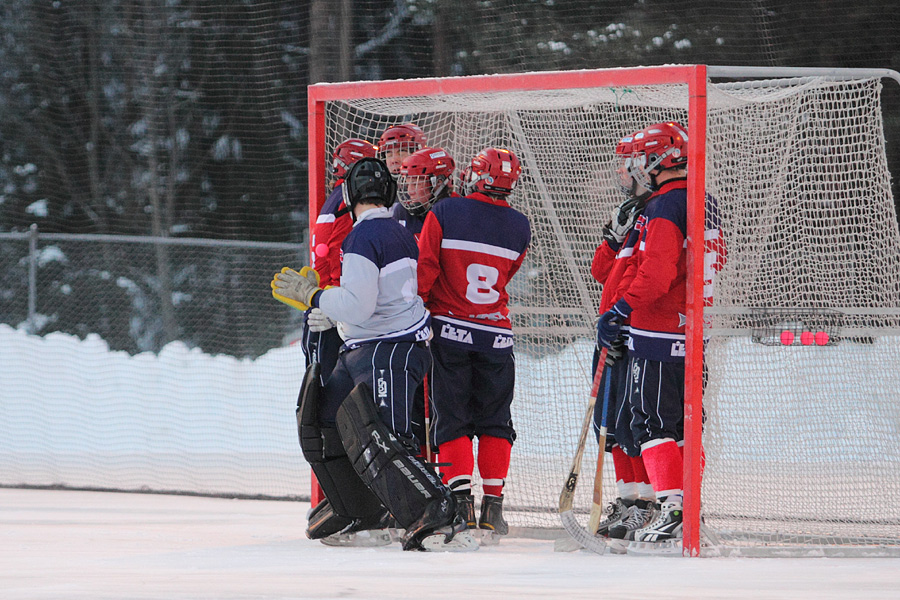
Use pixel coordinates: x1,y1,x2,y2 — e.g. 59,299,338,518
478,495,509,538
607,499,658,553
454,492,477,529
595,497,633,537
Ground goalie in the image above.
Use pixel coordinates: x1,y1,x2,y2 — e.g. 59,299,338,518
272,157,477,552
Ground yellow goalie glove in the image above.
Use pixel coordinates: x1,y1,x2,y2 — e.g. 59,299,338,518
270,266,322,312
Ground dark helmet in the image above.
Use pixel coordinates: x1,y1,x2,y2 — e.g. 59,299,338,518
341,157,397,218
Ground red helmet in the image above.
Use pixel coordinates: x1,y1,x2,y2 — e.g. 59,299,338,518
615,134,636,157
398,147,455,216
629,122,688,190
464,147,521,197
331,138,378,179
633,122,688,171
378,123,426,154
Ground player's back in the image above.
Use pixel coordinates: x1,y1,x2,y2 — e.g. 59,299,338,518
420,192,530,329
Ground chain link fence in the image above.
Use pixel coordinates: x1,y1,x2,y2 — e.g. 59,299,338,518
0,226,308,358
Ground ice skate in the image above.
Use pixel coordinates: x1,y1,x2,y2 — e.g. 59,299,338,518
454,492,477,529
402,496,478,552
320,528,393,547
319,508,396,548
478,494,509,545
607,499,657,554
626,500,683,555
595,497,632,537
417,515,480,552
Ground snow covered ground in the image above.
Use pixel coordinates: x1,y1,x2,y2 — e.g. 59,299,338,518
3,487,899,600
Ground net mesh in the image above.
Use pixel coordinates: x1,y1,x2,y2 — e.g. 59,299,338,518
319,73,900,552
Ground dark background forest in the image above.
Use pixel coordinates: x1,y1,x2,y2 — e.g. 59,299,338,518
1,0,898,355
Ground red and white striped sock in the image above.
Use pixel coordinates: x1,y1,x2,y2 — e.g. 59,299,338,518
477,435,511,497
438,435,474,493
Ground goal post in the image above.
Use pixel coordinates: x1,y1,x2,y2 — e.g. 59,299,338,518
307,65,900,556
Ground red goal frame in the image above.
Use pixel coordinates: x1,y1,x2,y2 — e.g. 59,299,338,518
307,65,710,556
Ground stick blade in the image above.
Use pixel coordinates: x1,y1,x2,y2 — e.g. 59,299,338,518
559,509,607,555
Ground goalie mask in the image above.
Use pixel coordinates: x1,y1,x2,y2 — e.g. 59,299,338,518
629,122,688,191
397,147,455,216
332,139,378,180
378,123,427,174
342,157,397,220
464,147,521,197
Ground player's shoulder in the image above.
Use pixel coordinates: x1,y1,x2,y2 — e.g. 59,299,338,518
320,185,346,214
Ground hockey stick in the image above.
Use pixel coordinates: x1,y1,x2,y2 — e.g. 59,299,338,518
586,369,613,535
558,347,609,555
423,373,433,464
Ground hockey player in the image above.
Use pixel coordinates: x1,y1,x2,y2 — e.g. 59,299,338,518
597,122,726,549
379,123,426,175
394,147,456,238
305,138,378,383
417,148,532,542
302,137,382,547
272,157,477,552
394,147,458,461
588,133,657,544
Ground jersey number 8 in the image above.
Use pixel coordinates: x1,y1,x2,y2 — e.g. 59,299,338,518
465,263,500,304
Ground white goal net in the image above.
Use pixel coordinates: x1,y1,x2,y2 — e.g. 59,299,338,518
313,67,900,555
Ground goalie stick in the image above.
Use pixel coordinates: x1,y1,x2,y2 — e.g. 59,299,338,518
558,347,609,555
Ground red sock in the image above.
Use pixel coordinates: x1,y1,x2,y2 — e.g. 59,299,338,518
477,435,511,497
611,446,634,483
438,436,474,492
630,454,650,484
641,439,683,501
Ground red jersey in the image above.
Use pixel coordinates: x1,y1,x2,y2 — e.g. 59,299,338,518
622,179,726,362
591,227,642,315
418,192,531,353
311,182,352,287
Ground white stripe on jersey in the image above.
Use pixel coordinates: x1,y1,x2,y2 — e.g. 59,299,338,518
435,315,512,335
316,214,336,224
629,327,685,341
379,257,417,278
441,238,522,261
617,247,635,258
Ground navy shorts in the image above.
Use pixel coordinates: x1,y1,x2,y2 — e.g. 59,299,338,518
320,340,431,447
430,341,516,446
625,356,685,449
591,346,639,456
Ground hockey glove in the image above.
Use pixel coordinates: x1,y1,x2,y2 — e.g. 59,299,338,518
605,334,627,366
597,300,632,350
601,196,644,248
307,307,335,333
271,266,321,312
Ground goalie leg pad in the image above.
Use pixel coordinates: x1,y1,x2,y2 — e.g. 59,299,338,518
297,362,323,465
336,382,453,532
297,362,387,534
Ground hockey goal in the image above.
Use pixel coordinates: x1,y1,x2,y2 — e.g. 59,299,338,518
308,65,900,556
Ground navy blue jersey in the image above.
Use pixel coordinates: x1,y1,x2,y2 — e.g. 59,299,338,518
392,202,428,239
